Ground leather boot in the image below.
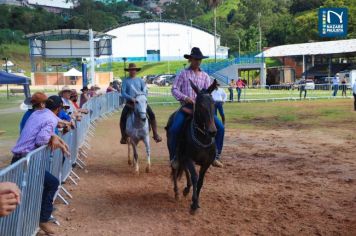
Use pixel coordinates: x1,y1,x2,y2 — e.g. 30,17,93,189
39,222,56,235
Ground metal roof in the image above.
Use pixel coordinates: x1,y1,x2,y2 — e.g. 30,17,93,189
258,39,356,58
104,19,219,37
25,29,116,41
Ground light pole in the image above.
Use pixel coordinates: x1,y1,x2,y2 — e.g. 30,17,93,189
123,57,127,78
258,12,262,52
51,64,62,91
237,35,241,60
2,57,9,99
214,7,217,63
190,19,193,49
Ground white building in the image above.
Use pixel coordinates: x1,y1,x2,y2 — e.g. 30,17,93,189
104,20,229,62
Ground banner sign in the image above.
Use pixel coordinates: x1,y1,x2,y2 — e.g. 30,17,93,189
319,8,348,37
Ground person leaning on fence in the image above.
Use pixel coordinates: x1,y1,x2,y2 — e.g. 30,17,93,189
212,82,227,125
70,89,89,116
0,182,21,217
120,63,162,144
59,86,82,123
11,95,70,235
332,73,340,97
228,79,236,102
80,86,90,108
352,82,356,111
236,78,245,102
107,82,115,93
20,92,48,132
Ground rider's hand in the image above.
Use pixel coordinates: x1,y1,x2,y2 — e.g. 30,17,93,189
184,97,194,104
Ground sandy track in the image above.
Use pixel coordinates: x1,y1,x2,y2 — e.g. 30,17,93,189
54,114,356,236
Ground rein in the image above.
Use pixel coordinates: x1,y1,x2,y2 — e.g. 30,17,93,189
190,109,214,149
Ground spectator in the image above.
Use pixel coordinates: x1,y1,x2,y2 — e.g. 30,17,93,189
341,78,347,97
89,85,101,97
59,86,75,115
236,78,246,102
212,82,227,124
106,82,115,93
70,89,88,115
20,92,48,132
353,82,356,111
228,79,236,102
332,73,340,96
11,95,69,235
299,78,307,99
80,86,89,108
113,80,121,92
0,182,21,217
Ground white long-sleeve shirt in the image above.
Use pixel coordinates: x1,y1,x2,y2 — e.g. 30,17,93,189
212,88,227,102
352,83,356,94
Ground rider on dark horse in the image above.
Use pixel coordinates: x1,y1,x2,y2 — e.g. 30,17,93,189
120,63,162,144
169,47,225,168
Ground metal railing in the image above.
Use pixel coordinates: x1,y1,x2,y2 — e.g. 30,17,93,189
145,84,354,105
0,92,121,236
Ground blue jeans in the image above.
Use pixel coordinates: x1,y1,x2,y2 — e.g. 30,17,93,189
40,171,59,223
237,88,242,101
228,88,233,101
168,110,225,159
214,102,224,118
333,85,339,96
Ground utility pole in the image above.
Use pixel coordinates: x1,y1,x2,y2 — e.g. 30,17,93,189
258,12,262,52
237,35,241,60
214,7,217,62
2,57,9,99
51,64,62,91
123,57,127,78
190,19,193,49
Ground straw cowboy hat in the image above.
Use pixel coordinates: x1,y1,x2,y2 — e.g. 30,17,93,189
184,47,209,60
59,86,72,96
124,63,141,72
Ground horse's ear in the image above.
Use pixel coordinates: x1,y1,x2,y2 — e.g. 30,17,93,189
189,80,200,95
207,79,218,94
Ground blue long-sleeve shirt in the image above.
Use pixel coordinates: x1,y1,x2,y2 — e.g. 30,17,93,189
121,77,147,102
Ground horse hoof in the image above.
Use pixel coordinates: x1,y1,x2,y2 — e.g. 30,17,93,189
128,160,132,166
190,207,199,215
183,188,190,197
175,193,180,201
145,166,150,173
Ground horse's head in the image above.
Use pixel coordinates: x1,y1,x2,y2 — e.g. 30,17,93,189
190,79,218,137
134,93,148,122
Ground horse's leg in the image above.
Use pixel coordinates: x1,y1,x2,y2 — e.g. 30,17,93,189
131,141,139,173
186,160,198,211
183,168,192,197
143,135,151,173
196,165,209,209
173,167,180,201
127,138,132,166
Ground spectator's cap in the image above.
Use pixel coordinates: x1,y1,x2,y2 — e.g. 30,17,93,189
184,47,209,60
124,63,141,72
24,92,48,106
46,95,63,110
91,85,101,90
59,86,72,96
336,73,340,76
81,86,89,92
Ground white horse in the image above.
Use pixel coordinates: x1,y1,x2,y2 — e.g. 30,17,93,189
126,91,151,174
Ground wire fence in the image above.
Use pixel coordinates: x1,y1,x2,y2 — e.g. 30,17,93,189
146,84,354,105
0,92,121,236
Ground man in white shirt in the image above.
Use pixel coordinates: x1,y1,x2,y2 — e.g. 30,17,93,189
211,83,227,124
352,82,356,111
332,74,340,97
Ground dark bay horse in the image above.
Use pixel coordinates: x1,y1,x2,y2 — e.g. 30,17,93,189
166,79,218,212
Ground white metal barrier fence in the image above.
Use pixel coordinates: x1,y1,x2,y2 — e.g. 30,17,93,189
145,84,354,104
0,92,120,236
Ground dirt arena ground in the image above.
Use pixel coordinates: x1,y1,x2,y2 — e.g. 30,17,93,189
51,102,356,236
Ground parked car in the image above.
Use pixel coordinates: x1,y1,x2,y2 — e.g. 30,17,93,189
145,75,158,84
305,79,315,90
153,74,175,86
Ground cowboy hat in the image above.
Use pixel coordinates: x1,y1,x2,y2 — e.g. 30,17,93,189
59,86,72,96
184,47,209,60
124,63,141,72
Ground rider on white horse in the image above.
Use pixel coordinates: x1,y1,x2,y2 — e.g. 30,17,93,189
120,63,162,144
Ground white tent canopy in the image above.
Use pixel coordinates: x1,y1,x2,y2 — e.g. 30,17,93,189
258,39,356,58
64,68,82,77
